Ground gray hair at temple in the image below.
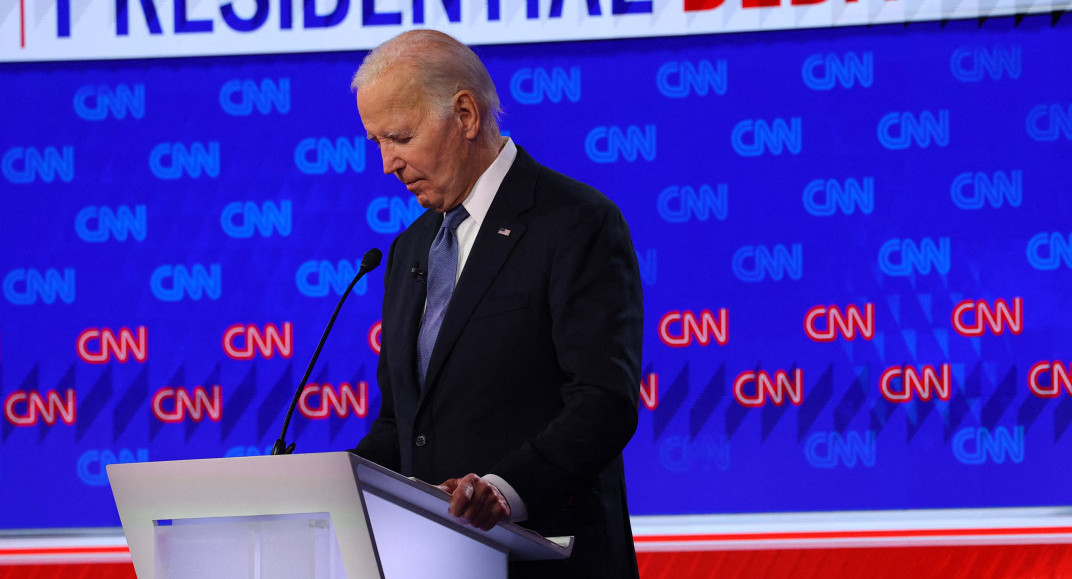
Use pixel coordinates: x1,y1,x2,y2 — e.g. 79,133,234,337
351,30,503,148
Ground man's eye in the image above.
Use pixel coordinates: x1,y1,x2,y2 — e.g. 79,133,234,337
395,137,412,145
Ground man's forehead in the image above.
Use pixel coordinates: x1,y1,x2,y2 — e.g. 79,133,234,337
363,65,423,101
358,80,430,134
359,98,423,135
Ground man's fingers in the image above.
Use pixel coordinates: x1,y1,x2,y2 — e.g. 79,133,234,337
458,475,509,531
448,475,476,518
436,477,459,495
461,482,491,526
441,473,509,530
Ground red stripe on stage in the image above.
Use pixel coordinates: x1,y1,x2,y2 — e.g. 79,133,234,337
0,546,129,557
634,525,1072,543
0,563,135,579
19,0,26,48
3,544,1072,578
635,544,1072,579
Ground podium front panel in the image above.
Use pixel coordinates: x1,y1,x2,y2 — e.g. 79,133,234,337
153,513,345,579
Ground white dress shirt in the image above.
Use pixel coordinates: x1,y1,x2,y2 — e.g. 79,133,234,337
453,137,517,282
443,138,529,522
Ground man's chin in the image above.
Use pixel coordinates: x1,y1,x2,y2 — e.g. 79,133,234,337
410,191,438,211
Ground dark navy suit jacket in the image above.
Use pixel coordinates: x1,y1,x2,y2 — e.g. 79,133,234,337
354,147,643,578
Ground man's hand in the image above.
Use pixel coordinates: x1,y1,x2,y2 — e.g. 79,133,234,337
436,473,511,531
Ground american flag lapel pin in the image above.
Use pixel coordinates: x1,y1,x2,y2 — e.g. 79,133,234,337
497,227,511,237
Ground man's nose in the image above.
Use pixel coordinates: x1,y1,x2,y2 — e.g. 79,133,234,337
381,150,404,176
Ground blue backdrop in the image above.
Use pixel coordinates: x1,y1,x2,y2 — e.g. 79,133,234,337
1,15,1070,529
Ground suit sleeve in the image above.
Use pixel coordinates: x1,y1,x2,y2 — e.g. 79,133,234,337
491,199,643,517
352,236,403,471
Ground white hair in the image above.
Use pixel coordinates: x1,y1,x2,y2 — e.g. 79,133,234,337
352,30,503,147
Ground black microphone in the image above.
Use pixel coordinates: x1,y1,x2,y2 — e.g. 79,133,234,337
271,248,382,455
410,263,426,284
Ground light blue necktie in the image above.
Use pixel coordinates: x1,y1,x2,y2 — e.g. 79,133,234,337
417,206,469,387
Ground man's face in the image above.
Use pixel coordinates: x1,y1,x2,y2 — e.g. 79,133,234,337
357,70,473,213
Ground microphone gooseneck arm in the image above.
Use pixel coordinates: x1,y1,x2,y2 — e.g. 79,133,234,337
271,248,382,456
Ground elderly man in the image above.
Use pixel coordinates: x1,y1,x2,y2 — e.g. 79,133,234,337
351,30,643,578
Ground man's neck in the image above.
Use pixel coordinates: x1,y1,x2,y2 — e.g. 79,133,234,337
470,136,508,178
446,136,508,212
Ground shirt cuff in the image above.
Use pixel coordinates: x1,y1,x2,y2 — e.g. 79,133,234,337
482,474,529,523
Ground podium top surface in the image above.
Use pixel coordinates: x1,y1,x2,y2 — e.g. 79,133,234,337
349,453,574,560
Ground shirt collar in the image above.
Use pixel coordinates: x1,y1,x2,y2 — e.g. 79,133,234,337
460,138,517,230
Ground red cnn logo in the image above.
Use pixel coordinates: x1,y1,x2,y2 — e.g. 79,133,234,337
804,304,874,342
223,323,293,360
880,364,951,402
734,369,803,407
299,382,368,419
77,326,148,364
659,309,728,347
152,386,222,423
4,389,76,426
1029,361,1072,398
640,373,658,410
952,298,1022,337
368,321,382,355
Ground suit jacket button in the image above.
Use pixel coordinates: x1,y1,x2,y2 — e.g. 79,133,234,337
415,435,427,447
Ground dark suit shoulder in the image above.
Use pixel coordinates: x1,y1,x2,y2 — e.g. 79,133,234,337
532,163,618,213
522,169,631,251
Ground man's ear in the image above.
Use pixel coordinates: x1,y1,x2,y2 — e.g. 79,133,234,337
453,90,482,141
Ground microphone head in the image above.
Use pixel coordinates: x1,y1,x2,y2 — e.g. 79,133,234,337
361,248,383,272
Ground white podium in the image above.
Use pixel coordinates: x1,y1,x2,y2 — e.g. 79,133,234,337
107,452,572,579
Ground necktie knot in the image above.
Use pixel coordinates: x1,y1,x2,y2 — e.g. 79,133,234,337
442,206,469,231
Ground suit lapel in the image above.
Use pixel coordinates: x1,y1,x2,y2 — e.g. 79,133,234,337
395,210,440,397
421,148,539,393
